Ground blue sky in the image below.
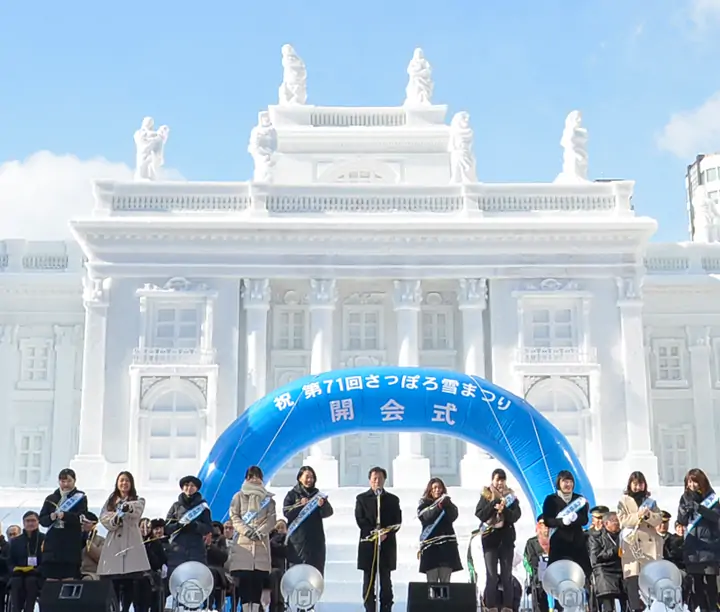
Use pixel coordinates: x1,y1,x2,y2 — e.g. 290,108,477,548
2,0,720,241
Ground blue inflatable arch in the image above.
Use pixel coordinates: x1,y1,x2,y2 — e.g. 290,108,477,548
198,367,596,520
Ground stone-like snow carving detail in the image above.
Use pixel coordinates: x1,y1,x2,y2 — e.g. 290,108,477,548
555,110,589,184
278,44,307,106
134,117,169,181
449,112,477,184
248,111,277,183
404,48,433,106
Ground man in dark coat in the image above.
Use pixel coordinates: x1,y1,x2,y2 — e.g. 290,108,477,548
587,506,609,538
164,475,213,576
38,467,88,581
588,511,624,612
8,511,45,612
355,466,402,612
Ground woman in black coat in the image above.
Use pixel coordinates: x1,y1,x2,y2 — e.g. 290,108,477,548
541,470,590,578
475,468,522,612
676,468,720,612
38,468,89,581
283,466,334,575
587,512,624,612
164,475,213,577
417,477,462,583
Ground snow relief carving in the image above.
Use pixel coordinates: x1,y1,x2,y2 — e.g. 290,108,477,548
522,278,581,292
458,278,488,307
82,274,110,306
404,48,433,106
449,111,477,184
243,279,271,306
393,280,422,308
140,277,209,293
554,110,589,184
134,117,169,181
248,111,277,183
617,276,641,301
278,44,307,106
309,279,338,307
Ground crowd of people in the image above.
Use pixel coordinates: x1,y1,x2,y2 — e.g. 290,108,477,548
0,463,718,612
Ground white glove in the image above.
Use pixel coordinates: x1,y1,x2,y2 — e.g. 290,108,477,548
569,512,578,523
562,515,572,526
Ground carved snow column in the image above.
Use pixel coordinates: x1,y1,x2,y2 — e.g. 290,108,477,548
617,276,659,487
687,327,717,475
304,279,340,487
583,297,605,486
0,326,18,483
243,279,271,410
51,325,81,475
392,280,431,488
458,279,495,487
71,276,111,486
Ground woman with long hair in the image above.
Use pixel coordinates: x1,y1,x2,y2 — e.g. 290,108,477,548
283,466,334,575
97,471,150,612
229,465,277,612
677,468,720,612
541,470,590,577
475,468,522,612
617,471,663,612
417,477,462,583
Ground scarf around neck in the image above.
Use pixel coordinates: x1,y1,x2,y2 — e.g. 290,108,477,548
557,490,573,504
241,481,272,512
486,483,514,529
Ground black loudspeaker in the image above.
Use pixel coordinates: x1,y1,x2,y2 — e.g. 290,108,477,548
39,580,119,612
407,581,477,612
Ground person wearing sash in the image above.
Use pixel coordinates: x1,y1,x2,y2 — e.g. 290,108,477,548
416,477,461,583
38,467,88,581
617,470,663,612
475,468,522,612
283,466,334,576
164,475,213,578
7,511,44,612
229,465,277,612
355,466,402,612
676,468,720,612
523,516,550,612
97,471,151,612
542,470,590,581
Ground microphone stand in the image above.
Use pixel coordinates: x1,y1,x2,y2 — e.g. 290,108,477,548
375,489,382,612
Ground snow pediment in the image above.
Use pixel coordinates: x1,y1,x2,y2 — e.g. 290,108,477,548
91,179,636,217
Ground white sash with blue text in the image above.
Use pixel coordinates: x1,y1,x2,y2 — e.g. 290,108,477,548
285,492,327,543
49,492,84,530
549,496,587,538
686,493,718,537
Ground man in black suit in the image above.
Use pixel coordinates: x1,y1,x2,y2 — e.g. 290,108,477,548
355,466,402,612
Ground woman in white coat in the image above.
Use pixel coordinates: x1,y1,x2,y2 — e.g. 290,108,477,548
98,471,150,612
229,465,277,612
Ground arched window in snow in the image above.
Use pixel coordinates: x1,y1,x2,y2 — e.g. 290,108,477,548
142,385,204,485
525,377,588,466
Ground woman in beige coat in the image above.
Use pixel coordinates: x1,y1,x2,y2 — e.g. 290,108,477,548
98,471,150,612
617,470,663,612
229,465,277,612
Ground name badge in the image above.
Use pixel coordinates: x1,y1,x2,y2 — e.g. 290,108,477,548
28,556,38,567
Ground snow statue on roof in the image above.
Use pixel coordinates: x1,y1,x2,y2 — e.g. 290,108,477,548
449,111,477,184
278,44,307,105
404,48,433,106
248,111,277,183
133,117,170,181
555,110,590,184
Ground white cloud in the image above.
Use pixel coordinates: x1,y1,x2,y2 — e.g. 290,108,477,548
690,0,720,26
657,92,720,159
0,151,182,241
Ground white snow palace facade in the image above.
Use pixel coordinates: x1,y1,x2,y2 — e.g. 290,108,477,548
2,47,720,494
